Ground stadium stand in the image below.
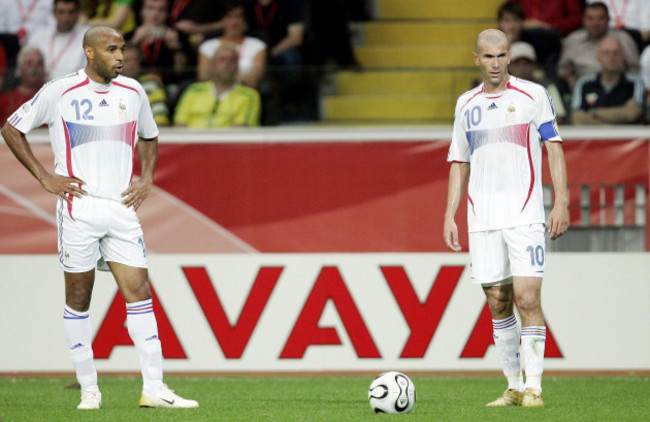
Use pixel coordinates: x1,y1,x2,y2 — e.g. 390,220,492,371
319,0,503,124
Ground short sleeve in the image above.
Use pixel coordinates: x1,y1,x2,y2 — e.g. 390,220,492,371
198,38,220,59
534,87,561,142
9,82,58,133
136,83,159,139
447,98,470,162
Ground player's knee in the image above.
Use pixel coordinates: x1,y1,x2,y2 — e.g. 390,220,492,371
121,280,152,302
65,293,92,312
515,292,541,315
486,294,513,316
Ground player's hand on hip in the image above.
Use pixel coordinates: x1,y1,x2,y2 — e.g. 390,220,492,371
121,177,153,210
41,173,86,202
547,204,569,240
443,218,462,252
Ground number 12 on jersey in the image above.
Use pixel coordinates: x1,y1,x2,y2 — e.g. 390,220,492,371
71,99,94,121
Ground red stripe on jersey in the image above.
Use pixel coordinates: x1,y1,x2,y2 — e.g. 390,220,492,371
62,78,89,96
129,121,137,183
61,118,75,219
459,86,484,113
507,82,534,101
521,124,534,212
130,121,137,148
113,81,140,96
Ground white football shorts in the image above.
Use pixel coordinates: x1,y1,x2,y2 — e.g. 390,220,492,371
57,195,148,273
468,223,546,285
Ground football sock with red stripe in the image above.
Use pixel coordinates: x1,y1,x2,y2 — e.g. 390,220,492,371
492,315,523,391
63,305,99,392
521,326,546,391
126,299,164,395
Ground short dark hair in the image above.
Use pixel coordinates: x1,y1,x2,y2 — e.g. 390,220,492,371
497,1,525,21
585,2,609,17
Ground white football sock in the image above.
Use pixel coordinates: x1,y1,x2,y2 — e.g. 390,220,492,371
521,326,546,391
492,315,523,391
126,299,164,395
63,306,99,392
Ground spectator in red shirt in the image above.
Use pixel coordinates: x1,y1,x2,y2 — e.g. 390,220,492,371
0,46,45,124
511,0,583,36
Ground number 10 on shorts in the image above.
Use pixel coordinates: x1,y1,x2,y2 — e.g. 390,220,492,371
526,245,545,266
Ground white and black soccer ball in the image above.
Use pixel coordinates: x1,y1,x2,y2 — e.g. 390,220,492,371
367,371,416,414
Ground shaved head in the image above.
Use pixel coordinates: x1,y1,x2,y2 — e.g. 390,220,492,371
472,29,511,92
475,29,510,54
83,25,121,48
83,26,126,83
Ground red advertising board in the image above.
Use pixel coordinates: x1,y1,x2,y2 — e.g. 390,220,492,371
0,130,648,253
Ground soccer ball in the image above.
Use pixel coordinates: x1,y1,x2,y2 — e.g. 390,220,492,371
367,371,416,414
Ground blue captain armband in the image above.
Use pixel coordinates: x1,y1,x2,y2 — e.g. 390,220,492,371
539,119,559,141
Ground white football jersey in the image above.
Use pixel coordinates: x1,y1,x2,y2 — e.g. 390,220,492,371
448,76,561,232
8,69,159,202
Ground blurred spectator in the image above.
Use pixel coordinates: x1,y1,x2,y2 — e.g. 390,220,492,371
0,0,55,44
170,0,226,49
245,0,306,67
125,0,186,85
558,2,639,90
121,44,171,126
197,0,267,87
0,43,7,91
0,47,45,123
304,0,358,67
26,0,88,80
174,44,260,127
571,36,644,124
510,0,582,36
509,41,568,122
83,0,137,34
497,1,561,66
586,0,650,50
641,44,650,91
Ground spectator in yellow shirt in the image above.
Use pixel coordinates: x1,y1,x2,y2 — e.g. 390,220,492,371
174,44,261,127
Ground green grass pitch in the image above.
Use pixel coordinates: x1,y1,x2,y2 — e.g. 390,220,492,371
0,374,648,421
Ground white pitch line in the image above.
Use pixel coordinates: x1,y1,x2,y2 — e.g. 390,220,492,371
150,186,259,253
0,184,55,225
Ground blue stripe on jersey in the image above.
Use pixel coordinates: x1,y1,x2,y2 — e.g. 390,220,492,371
64,120,136,149
539,120,558,141
466,123,529,154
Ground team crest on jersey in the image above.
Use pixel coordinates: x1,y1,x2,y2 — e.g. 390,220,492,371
505,102,516,122
21,103,31,113
119,101,127,122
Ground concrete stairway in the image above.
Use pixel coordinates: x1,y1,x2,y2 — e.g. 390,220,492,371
320,0,502,124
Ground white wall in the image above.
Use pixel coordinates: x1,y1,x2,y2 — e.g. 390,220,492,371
1,253,648,372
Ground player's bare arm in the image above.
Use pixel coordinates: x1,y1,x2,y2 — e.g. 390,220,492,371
545,140,569,240
121,136,158,210
443,161,470,252
1,123,86,202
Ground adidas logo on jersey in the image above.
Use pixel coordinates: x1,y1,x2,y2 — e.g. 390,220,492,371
487,102,498,110
99,99,109,107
